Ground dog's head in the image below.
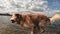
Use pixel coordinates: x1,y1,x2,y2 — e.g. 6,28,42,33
10,13,22,24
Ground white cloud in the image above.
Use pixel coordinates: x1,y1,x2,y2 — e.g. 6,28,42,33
0,0,48,13
0,0,60,17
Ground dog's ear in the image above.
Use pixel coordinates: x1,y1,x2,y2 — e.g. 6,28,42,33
15,14,22,24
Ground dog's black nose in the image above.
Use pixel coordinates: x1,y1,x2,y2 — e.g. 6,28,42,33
11,20,15,23
11,20,14,21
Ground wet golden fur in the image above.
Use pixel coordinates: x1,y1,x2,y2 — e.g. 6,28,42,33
10,13,50,34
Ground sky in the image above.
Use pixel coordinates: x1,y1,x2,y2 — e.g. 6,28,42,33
0,0,60,12
0,0,60,17
48,0,60,10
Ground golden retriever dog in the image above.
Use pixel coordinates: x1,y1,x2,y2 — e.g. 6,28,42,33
10,13,50,34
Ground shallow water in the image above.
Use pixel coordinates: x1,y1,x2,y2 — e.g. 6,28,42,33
0,16,60,34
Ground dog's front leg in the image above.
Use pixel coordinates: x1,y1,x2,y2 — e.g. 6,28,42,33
31,27,40,34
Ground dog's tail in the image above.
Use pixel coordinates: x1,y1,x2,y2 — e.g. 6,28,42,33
49,14,60,24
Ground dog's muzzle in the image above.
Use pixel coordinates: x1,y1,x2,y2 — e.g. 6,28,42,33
10,18,15,23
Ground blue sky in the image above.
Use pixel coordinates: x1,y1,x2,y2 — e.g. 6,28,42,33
47,0,60,10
